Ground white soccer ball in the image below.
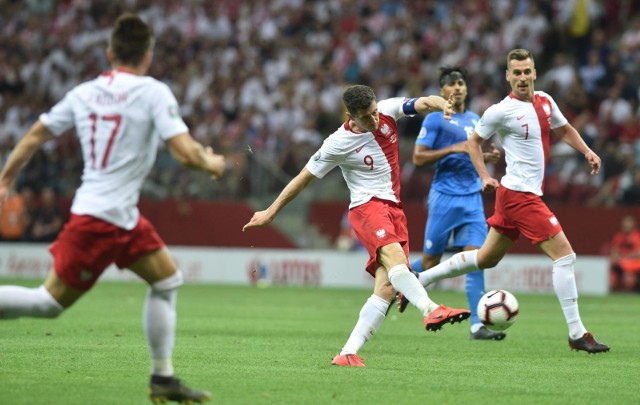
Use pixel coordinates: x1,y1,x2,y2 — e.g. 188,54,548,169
477,289,519,331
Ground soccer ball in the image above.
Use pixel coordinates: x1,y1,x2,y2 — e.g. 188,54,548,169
477,289,519,331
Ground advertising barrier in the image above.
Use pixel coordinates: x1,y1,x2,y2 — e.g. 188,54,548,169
0,244,609,295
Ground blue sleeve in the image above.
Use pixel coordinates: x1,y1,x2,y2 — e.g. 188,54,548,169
415,113,442,148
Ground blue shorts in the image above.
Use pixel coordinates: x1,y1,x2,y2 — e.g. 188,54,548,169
422,190,487,255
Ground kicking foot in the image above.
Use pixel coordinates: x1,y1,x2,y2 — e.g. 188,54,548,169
424,305,470,332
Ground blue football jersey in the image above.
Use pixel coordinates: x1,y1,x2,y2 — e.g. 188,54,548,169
415,111,481,195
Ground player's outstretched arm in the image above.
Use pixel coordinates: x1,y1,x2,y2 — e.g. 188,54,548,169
554,123,601,175
166,133,226,179
243,167,316,231
414,94,455,119
0,120,53,204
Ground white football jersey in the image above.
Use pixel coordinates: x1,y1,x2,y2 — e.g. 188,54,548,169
39,70,188,229
474,91,568,195
306,98,408,208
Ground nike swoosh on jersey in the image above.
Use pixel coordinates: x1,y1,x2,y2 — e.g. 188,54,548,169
355,145,365,153
516,115,525,120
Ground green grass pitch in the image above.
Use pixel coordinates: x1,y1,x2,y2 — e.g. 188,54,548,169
0,279,638,405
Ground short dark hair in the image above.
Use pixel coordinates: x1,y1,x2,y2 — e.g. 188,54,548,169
343,85,376,115
110,13,154,66
438,66,467,88
507,49,534,67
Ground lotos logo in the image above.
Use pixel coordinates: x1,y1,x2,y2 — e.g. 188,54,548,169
549,216,558,226
312,151,321,162
247,256,322,286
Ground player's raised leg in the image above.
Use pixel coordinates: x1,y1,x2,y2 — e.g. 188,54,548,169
130,247,212,403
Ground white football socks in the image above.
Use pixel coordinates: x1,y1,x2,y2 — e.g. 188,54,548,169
418,250,479,287
552,253,587,340
388,264,438,316
340,295,389,355
144,272,182,377
0,285,63,319
470,323,484,333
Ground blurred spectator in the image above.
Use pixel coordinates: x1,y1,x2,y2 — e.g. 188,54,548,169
557,0,604,63
598,86,633,129
609,215,640,292
0,188,27,241
620,166,640,205
503,1,548,54
542,53,577,97
619,15,640,70
27,186,63,242
578,49,606,95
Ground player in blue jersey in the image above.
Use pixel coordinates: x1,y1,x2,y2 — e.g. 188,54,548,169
398,66,504,340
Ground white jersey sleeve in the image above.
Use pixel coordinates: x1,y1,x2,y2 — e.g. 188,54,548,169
474,103,505,140
541,91,569,129
39,94,76,135
306,134,349,179
377,97,409,121
148,82,189,140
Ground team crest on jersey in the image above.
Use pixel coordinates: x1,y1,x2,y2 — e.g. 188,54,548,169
312,151,321,162
378,123,397,143
376,228,386,239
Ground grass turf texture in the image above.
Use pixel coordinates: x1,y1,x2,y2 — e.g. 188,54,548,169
0,279,638,405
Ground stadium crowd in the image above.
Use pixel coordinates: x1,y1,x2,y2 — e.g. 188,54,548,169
1,0,639,211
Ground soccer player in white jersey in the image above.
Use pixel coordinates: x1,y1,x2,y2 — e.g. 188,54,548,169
413,49,609,354
0,14,224,402
244,84,471,367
